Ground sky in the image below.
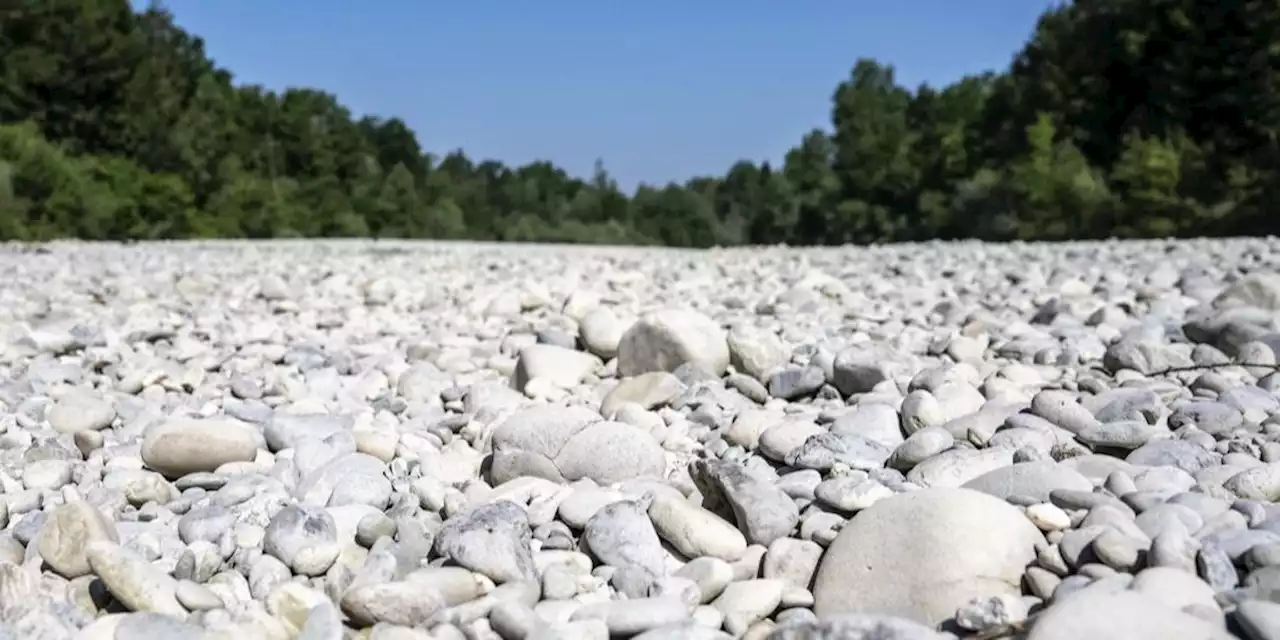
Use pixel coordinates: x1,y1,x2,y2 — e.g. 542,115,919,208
152,0,1059,191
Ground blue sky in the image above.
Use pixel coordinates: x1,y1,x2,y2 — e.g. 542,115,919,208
154,0,1058,191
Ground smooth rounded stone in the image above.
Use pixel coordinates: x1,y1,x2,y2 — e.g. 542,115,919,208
540,564,578,600
584,499,667,578
0,560,41,613
1025,503,1071,532
1225,464,1280,501
650,576,703,608
1235,600,1280,640
617,309,730,377
713,579,785,635
140,417,259,479
23,459,74,491
831,344,898,397
1024,565,1062,600
727,374,770,404
401,567,486,608
488,405,601,482
172,542,219,584
600,372,687,419
831,403,904,449
572,596,692,636
1024,589,1234,639
887,426,953,470
1169,401,1245,437
174,580,222,611
263,413,352,453
774,608,817,627
1199,540,1241,591
632,625,732,640
37,500,119,579
77,614,128,639
1031,390,1103,434
74,429,105,457
580,306,625,360
961,461,1093,502
900,390,946,435
268,583,337,631
692,605,727,631
1149,528,1201,573
648,494,747,562
0,536,24,566
1055,525,1106,568
758,421,824,463
1126,440,1218,475
690,459,800,546
558,485,625,530
724,409,783,451
1059,454,1141,485
1131,566,1220,616
85,540,186,617
356,511,398,547
813,476,893,513
1221,386,1280,422
110,612,205,638
1087,387,1161,422
905,447,1015,488
103,468,178,506
1248,543,1280,570
12,511,48,548
812,488,1044,626
768,366,827,400
514,344,602,391
263,505,342,576
296,453,393,509
553,421,667,485
775,470,822,502
341,581,448,628
249,555,292,601
931,381,986,422
175,472,226,492
763,614,948,640
178,505,237,544
728,326,788,381
1132,466,1195,495
1134,503,1203,538
675,557,735,604
490,600,541,639
729,544,767,581
1076,420,1162,450
788,432,895,473
434,501,537,584
613,404,666,435
1092,528,1141,572
953,593,1028,633
47,389,116,433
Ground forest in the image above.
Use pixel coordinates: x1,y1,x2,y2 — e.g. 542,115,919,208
1,0,1278,245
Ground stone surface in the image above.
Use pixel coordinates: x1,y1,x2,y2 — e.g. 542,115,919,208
0,238,1276,637
812,488,1045,626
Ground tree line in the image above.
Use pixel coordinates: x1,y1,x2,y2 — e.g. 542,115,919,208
1,0,1277,245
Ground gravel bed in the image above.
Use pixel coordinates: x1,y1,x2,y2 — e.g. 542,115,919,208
2,238,1280,639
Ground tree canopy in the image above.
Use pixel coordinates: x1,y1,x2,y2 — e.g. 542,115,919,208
1,0,1277,245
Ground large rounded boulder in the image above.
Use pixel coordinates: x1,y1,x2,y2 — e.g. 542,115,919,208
617,309,729,377
489,406,665,486
812,487,1045,626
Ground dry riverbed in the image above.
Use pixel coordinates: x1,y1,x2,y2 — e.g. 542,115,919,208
1,238,1279,639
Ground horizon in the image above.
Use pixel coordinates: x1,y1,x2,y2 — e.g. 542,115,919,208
146,1,1058,192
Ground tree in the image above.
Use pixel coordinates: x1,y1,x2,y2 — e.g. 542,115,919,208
0,0,1274,245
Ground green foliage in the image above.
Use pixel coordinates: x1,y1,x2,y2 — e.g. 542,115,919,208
0,0,1277,244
